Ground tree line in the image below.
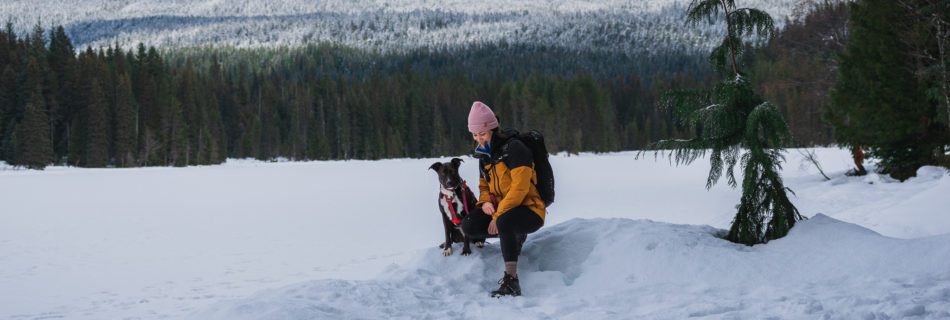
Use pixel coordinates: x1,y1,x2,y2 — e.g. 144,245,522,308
1,23,715,168
749,1,849,147
3,0,946,179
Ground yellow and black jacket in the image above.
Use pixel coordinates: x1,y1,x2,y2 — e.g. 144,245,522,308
474,130,546,221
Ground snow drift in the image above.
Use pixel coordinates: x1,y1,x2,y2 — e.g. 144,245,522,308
192,215,950,319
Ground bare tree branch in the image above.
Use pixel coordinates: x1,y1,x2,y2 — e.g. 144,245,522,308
798,149,830,180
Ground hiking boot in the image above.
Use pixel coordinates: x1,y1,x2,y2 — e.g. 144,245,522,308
491,272,521,297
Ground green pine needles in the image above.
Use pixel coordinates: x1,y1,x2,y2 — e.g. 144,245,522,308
687,0,776,75
645,0,803,245
827,0,950,181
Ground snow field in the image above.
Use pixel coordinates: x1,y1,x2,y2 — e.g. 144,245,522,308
1,148,948,319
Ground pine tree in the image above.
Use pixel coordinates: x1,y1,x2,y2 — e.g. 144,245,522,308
84,80,109,167
176,64,199,165
205,60,227,163
47,26,78,164
0,25,9,69
113,74,136,167
643,0,802,245
167,99,189,166
0,66,16,160
828,0,949,180
17,90,53,169
892,0,949,134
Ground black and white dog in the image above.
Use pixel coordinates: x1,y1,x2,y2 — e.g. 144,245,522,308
429,158,485,256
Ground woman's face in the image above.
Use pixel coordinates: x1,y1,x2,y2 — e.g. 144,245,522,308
472,131,492,148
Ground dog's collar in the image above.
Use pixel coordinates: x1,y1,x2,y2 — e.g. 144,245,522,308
440,187,456,199
441,181,471,225
439,181,470,199
439,182,463,199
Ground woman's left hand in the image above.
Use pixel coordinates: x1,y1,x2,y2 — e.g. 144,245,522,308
488,219,498,235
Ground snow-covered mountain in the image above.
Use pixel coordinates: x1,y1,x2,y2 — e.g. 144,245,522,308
2,0,816,53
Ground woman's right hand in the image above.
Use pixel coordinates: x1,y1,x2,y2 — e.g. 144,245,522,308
482,202,495,215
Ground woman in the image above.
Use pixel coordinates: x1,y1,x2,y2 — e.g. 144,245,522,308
461,101,545,297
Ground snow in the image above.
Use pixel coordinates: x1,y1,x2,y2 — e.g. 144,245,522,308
1,147,949,319
792,165,950,238
192,215,950,319
1,0,813,53
0,161,16,171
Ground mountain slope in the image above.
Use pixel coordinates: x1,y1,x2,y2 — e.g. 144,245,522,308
4,0,810,52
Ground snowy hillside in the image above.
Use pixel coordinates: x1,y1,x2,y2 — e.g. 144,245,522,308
1,148,948,319
2,0,814,52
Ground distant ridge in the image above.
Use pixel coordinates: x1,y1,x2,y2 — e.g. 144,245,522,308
3,0,808,53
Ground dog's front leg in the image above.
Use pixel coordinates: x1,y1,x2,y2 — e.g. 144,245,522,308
461,234,472,256
442,219,454,256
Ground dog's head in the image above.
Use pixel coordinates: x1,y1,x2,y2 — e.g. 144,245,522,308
429,158,464,190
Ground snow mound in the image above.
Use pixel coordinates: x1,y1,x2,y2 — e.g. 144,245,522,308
0,161,18,171
793,165,950,238
192,217,950,319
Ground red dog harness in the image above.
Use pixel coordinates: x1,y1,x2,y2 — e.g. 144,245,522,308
443,182,472,226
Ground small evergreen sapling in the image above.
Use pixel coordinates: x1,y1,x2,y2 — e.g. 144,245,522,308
643,0,803,245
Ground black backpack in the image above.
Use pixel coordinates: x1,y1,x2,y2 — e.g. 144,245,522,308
514,130,555,207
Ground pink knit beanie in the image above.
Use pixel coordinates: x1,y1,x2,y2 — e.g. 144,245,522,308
467,101,499,133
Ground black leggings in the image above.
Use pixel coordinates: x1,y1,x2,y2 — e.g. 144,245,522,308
461,205,543,262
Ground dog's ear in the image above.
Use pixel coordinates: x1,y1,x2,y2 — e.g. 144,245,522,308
450,158,464,168
429,162,443,171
